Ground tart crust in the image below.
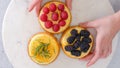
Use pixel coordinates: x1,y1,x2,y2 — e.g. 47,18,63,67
60,26,94,58
28,32,60,64
39,1,72,34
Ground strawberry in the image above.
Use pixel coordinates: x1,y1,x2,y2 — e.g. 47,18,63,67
59,20,66,26
52,12,59,21
52,24,60,32
45,20,53,28
49,3,56,12
40,14,48,22
58,4,64,11
43,7,49,14
61,11,68,20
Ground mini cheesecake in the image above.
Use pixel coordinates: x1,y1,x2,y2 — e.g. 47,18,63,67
39,1,71,34
28,32,60,64
61,26,93,58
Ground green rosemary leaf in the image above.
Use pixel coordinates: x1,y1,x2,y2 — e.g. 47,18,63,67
34,41,51,58
34,44,42,56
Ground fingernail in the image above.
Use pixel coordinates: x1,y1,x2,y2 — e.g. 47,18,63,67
28,8,31,12
86,64,89,68
87,63,91,67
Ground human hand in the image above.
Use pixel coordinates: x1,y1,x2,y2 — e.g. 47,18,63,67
79,14,120,67
28,0,72,16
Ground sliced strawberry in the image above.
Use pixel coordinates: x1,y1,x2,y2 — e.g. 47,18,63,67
52,12,59,21
40,14,47,22
43,7,49,14
52,24,60,32
59,20,66,26
58,4,64,11
49,3,56,12
61,11,68,20
45,20,53,28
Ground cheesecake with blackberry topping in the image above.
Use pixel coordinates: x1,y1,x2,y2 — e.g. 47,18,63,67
60,26,93,58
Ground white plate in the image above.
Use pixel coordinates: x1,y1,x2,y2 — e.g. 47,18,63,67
2,0,119,68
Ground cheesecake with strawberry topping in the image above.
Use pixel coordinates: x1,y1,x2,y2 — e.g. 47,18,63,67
39,1,71,34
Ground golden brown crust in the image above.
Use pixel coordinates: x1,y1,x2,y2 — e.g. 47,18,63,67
28,32,60,64
60,26,94,59
38,1,72,34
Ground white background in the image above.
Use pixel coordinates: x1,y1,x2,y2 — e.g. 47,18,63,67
0,0,120,68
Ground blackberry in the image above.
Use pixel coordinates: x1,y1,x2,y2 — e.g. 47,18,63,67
80,42,89,51
82,37,92,43
67,36,76,44
71,50,81,56
65,45,73,52
82,45,90,52
70,29,78,36
76,40,81,46
80,30,90,37
73,42,79,49
76,35,81,41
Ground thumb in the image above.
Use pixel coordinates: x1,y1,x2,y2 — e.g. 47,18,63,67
65,0,72,10
79,22,96,28
28,0,42,12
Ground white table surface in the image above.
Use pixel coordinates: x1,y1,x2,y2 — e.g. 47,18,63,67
0,0,120,68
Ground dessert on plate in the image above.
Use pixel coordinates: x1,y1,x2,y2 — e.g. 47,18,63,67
61,26,93,58
28,0,94,65
39,1,71,34
28,32,60,64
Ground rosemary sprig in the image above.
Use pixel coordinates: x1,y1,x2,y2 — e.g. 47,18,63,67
34,41,51,58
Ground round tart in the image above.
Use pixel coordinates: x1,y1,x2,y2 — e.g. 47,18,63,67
39,1,71,34
61,26,93,58
28,32,60,64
